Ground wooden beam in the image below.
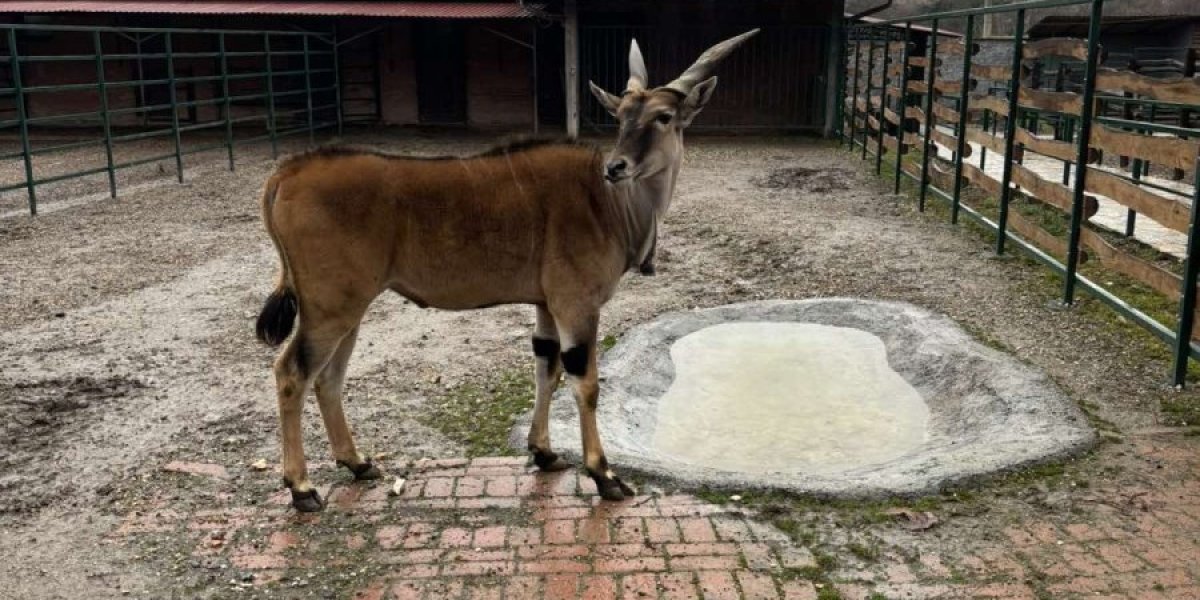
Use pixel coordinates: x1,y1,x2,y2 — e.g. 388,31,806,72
564,0,578,138
1086,168,1191,234
1095,68,1200,104
1024,38,1088,61
1019,88,1083,115
1014,128,1096,163
1090,125,1200,172
1012,162,1099,217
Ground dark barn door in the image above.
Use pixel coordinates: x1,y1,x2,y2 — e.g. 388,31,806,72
414,21,467,125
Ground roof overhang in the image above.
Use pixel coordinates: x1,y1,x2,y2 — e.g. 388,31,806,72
0,1,546,19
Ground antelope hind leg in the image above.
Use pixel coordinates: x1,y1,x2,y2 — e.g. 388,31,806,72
314,327,382,481
528,305,571,472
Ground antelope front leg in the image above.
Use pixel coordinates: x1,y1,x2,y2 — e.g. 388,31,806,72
528,306,571,471
559,323,635,501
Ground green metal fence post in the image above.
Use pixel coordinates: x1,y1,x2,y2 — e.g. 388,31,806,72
303,34,315,145
218,32,234,171
134,34,148,127
893,23,912,194
996,9,1026,255
1126,157,1141,236
7,28,36,215
1171,161,1200,386
1062,0,1104,305
950,15,975,225
847,34,862,150
164,31,184,183
835,26,848,144
92,31,117,198
332,31,343,137
875,32,892,174
979,109,988,172
264,33,278,159
862,36,876,160
918,19,940,212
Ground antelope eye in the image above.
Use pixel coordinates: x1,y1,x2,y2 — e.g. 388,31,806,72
656,113,673,125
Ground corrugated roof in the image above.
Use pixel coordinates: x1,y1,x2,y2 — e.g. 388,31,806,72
0,1,544,18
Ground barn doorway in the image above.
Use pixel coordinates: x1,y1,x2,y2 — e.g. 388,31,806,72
414,20,467,125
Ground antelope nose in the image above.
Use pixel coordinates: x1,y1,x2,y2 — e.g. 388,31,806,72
605,159,628,181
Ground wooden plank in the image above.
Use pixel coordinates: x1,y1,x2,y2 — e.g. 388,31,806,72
940,41,980,57
961,160,1003,196
1085,168,1191,234
971,94,1009,116
1090,125,1200,172
905,106,923,121
882,133,908,155
1019,88,1082,115
930,128,972,158
867,114,882,132
1012,162,1099,217
934,79,965,95
963,127,1007,156
884,107,901,126
1007,209,1080,263
1095,68,1200,104
971,64,1012,80
1080,228,1181,300
1024,38,1088,61
909,56,929,68
907,80,928,94
1013,129,1096,163
933,103,957,122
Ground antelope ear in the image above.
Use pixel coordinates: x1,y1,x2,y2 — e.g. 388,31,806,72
589,81,622,117
678,76,718,127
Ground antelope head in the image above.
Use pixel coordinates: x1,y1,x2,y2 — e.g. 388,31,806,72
588,29,759,184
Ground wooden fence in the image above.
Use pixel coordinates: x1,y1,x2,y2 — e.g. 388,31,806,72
841,0,1200,385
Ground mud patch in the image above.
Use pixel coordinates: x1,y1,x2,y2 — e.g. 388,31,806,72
753,166,854,193
0,375,146,513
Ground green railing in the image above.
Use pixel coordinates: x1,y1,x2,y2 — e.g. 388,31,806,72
0,23,344,215
840,0,1200,386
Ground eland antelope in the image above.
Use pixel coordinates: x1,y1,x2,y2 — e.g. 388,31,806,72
255,29,759,511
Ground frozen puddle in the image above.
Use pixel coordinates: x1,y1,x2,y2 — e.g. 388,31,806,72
514,299,1095,497
653,322,928,474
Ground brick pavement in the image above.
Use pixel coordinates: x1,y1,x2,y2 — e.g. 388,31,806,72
111,437,1200,599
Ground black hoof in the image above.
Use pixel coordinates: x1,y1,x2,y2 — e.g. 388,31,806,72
531,449,572,472
338,459,383,481
589,469,636,501
291,488,325,512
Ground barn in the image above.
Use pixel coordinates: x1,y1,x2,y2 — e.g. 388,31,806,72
0,0,846,138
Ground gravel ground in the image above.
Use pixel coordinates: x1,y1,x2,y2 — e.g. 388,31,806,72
0,129,1196,598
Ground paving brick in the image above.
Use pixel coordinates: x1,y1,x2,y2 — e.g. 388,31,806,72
621,573,657,599
578,517,611,544
781,579,819,600
484,476,517,497
741,543,778,571
645,518,681,543
422,477,455,498
664,542,739,556
518,544,591,560
388,580,424,600
504,575,542,598
376,525,407,550
736,571,781,599
698,571,739,600
521,559,591,574
1095,542,1146,573
508,526,541,547
594,543,661,558
581,575,618,600
595,557,668,573
1065,523,1108,542
670,554,741,571
473,526,507,548
613,518,645,544
544,574,580,599
440,527,472,548
778,546,816,569
456,476,486,497
677,518,717,543
544,519,576,545
711,517,757,542
442,560,515,577
402,523,437,549
463,581,503,600
658,573,698,600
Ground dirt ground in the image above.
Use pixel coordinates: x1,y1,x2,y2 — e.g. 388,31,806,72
0,130,1197,599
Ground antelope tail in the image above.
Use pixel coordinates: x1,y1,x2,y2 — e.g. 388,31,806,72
255,174,298,346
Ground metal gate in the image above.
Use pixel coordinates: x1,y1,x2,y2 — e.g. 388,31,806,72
580,25,830,132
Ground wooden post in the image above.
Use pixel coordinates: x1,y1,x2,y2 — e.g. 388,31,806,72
564,0,579,138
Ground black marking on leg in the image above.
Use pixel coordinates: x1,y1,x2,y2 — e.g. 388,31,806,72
561,345,589,377
338,459,382,481
532,337,560,368
291,488,325,512
529,446,571,472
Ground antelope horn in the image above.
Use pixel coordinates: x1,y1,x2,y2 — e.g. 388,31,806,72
664,29,760,96
626,39,648,93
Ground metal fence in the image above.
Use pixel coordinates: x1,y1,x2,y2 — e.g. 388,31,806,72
0,22,343,215
840,0,1200,385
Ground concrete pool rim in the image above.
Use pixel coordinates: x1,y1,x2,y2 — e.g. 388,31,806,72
510,298,1096,498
